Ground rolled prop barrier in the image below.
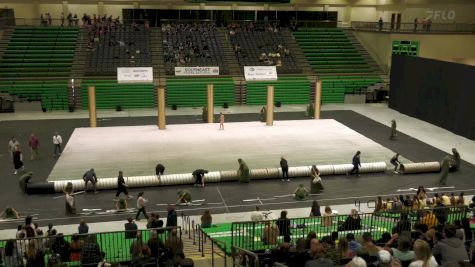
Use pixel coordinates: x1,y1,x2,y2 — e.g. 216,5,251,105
399,162,441,174
50,161,387,193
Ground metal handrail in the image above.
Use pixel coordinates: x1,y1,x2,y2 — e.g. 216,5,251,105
351,21,475,34
232,246,260,267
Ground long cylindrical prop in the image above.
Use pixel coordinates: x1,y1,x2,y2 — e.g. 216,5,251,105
207,84,214,124
399,162,441,174
266,85,274,126
88,86,97,127
51,162,387,192
315,80,322,119
158,86,166,130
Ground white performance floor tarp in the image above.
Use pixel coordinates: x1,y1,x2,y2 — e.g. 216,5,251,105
47,119,405,181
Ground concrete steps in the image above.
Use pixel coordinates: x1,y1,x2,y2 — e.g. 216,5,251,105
280,29,315,76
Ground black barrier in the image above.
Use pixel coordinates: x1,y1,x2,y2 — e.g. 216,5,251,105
26,182,56,194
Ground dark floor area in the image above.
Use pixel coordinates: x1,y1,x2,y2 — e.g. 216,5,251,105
0,110,474,229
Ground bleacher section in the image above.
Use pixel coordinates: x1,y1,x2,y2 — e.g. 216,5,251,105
166,77,235,107
162,22,228,75
0,27,78,77
320,75,382,103
81,80,155,109
0,80,69,110
231,30,301,74
85,25,152,76
246,76,311,105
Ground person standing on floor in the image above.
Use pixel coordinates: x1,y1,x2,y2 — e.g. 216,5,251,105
155,163,165,183
83,168,98,194
449,148,460,172
219,112,225,130
135,192,149,221
390,153,401,173
116,171,131,199
192,169,208,187
28,134,40,160
52,132,63,157
12,145,24,174
439,156,451,186
347,151,361,177
166,205,177,228
65,183,76,216
389,119,397,140
280,156,289,182
8,137,20,158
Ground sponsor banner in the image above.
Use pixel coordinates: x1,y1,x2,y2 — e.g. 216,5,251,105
117,67,153,84
244,66,278,81
174,66,220,76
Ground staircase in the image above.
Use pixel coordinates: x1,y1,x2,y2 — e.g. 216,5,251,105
0,28,13,60
150,28,166,86
216,28,242,77
69,28,89,109
280,28,315,76
343,30,386,75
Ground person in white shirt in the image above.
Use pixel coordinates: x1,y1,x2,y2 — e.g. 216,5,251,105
409,239,439,267
250,206,263,221
135,192,149,221
8,137,20,158
52,132,63,157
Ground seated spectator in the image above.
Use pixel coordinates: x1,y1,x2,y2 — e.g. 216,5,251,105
130,231,145,260
130,245,155,266
125,217,138,239
321,235,339,264
387,232,415,262
377,250,395,267
310,200,321,217
339,209,361,231
432,224,469,263
441,193,451,206
376,232,392,246
346,233,362,255
346,256,367,267
276,210,291,237
47,223,56,236
305,239,334,266
262,221,279,245
250,206,263,221
70,233,83,262
421,210,437,229
409,240,438,267
322,206,333,227
306,231,317,249
166,229,184,259
393,212,411,234
81,234,103,266
289,238,310,267
78,219,89,234
25,240,45,267
4,240,22,266
147,231,164,259
201,210,212,228
51,234,71,262
357,232,379,257
1,207,19,219
337,237,354,261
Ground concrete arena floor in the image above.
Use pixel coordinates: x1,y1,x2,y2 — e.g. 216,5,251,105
0,110,474,229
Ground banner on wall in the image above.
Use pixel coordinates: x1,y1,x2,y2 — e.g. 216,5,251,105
117,67,153,84
244,66,278,81
174,66,220,76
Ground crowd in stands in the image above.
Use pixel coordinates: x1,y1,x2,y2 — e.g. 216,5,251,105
244,188,474,267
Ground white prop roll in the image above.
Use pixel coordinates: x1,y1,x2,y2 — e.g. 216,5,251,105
50,162,387,192
400,162,441,174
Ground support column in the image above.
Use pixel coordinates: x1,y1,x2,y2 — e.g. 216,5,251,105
88,86,97,127
158,86,166,130
315,80,322,120
266,85,274,126
62,1,69,18
207,84,214,123
97,1,104,16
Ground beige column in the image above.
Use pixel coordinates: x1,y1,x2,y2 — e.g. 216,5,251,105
266,85,274,126
207,84,214,123
158,86,166,130
88,86,97,127
315,80,322,119
97,1,104,16
62,1,69,17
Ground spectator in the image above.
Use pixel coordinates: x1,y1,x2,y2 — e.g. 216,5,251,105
394,212,411,234
70,234,83,262
414,18,418,32
289,237,310,267
322,206,333,227
337,237,354,261
346,233,362,255
421,210,437,229
310,200,321,217
201,210,212,228
339,209,361,231
28,134,39,160
4,240,22,266
262,221,279,245
147,231,164,259
130,231,145,260
409,240,438,267
125,217,138,239
321,235,339,264
432,224,469,263
305,239,334,266
378,17,384,31
347,256,367,267
78,219,89,234
377,250,394,267
52,132,62,157
24,215,36,237
166,229,184,259
251,206,264,221
12,145,24,174
166,205,177,228
51,234,71,262
81,234,103,266
357,232,379,257
387,233,415,262
276,210,291,237
47,223,55,236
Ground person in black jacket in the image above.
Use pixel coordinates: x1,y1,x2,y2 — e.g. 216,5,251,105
276,210,291,237
155,163,165,182
393,212,411,234
280,156,289,182
166,205,177,228
339,209,361,231
192,169,208,187
115,171,131,199
347,151,361,177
